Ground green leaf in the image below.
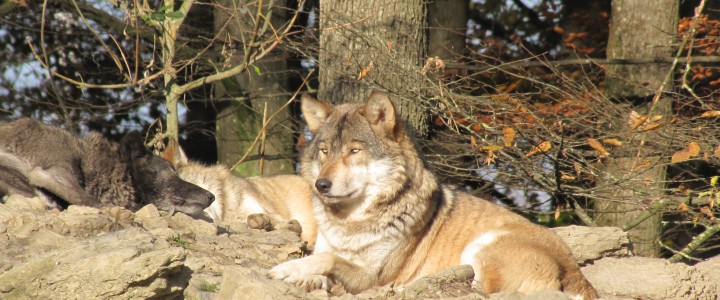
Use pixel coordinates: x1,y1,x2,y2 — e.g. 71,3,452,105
165,10,185,20
151,12,165,22
712,176,718,187
252,65,261,75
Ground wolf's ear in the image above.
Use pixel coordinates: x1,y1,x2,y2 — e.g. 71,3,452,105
119,131,151,161
363,90,399,140
160,139,189,169
301,93,333,134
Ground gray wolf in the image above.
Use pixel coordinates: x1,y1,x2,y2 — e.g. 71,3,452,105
0,118,214,216
270,91,598,299
160,140,317,247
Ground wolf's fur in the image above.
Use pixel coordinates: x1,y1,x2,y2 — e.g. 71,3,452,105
270,92,598,299
0,118,214,216
160,141,317,246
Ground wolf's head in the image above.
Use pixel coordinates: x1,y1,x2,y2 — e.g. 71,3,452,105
300,91,420,214
119,132,214,217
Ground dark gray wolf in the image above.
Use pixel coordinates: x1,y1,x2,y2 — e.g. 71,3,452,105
160,140,317,247
0,118,214,216
270,91,598,299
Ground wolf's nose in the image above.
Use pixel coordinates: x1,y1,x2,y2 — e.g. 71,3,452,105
315,178,332,193
206,192,215,203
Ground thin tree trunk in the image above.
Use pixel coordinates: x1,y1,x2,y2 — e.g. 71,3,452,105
595,0,679,257
318,0,428,135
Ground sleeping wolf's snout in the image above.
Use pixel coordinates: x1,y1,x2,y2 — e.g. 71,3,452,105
315,178,332,193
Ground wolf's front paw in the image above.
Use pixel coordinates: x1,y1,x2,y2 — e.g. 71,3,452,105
247,213,273,231
270,260,329,291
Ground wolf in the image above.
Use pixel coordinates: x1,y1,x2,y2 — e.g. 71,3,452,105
269,91,598,299
0,118,214,216
160,140,317,247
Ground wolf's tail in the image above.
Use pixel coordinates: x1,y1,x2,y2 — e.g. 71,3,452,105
561,267,598,300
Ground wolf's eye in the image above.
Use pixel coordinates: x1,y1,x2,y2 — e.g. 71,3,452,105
320,148,328,154
350,148,361,154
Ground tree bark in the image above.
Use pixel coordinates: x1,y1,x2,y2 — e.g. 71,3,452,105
213,0,295,176
595,0,679,257
318,0,428,135
427,0,467,62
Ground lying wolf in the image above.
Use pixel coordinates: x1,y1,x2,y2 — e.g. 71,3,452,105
270,91,598,299
160,140,317,247
0,118,214,216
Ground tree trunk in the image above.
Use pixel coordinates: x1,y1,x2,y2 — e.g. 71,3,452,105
595,0,678,257
213,0,295,176
318,0,428,135
427,0,467,62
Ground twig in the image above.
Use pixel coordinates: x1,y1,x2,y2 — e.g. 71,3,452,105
669,221,720,263
444,56,720,73
621,197,671,231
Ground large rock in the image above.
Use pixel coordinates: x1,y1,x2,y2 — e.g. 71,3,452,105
582,257,718,299
550,225,631,264
0,228,186,299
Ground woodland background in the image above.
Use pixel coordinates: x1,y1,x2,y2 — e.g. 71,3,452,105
1,0,720,262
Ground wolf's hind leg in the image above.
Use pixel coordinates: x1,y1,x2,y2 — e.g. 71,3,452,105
472,242,561,294
27,166,98,207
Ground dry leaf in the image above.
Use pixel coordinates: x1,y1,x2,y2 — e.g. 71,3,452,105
650,115,664,122
641,123,663,131
503,127,515,147
483,151,497,165
714,144,720,158
470,135,477,148
700,206,716,221
671,149,692,164
560,171,576,181
526,141,551,157
698,111,720,118
672,141,701,164
678,202,689,212
688,141,700,157
554,207,561,220
482,145,504,152
603,138,623,147
587,138,609,156
538,141,552,152
357,61,374,80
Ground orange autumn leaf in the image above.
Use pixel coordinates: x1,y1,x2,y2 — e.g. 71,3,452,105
357,61,374,80
560,171,576,181
526,141,551,157
504,80,522,93
587,138,609,156
603,138,623,147
688,141,700,157
503,127,515,147
641,123,664,131
698,111,720,118
470,135,477,148
482,145,504,151
671,141,701,164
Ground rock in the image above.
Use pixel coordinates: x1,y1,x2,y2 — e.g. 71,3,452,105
550,225,631,264
582,257,717,299
135,204,161,220
215,266,312,300
694,256,720,296
170,212,218,236
0,228,186,299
